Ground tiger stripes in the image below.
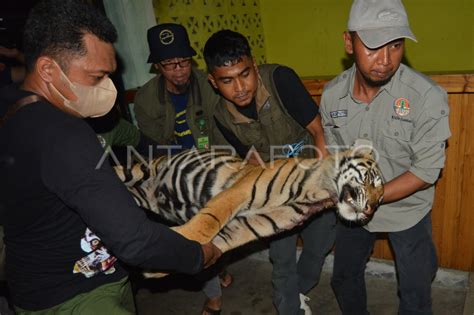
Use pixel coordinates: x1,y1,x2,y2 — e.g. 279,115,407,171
114,148,383,277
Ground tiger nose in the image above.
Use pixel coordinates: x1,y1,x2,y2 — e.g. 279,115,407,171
362,205,374,216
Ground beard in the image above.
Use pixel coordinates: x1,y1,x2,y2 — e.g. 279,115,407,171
360,71,394,87
173,81,190,94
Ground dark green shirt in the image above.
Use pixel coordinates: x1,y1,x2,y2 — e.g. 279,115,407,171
97,118,140,149
133,68,227,147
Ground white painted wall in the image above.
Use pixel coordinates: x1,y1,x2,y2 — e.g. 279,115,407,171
103,0,156,90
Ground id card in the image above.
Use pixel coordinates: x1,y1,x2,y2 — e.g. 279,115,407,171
197,136,209,149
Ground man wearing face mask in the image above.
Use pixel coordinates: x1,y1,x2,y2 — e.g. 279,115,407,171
0,1,221,313
134,23,227,152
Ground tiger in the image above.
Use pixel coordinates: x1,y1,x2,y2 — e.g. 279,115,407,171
114,147,384,277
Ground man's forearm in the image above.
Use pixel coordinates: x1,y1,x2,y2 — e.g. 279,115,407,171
382,171,430,204
307,114,330,158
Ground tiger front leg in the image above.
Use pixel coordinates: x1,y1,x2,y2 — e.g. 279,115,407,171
144,205,292,279
212,201,333,252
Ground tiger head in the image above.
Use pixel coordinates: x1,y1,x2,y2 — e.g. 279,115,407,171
333,148,384,225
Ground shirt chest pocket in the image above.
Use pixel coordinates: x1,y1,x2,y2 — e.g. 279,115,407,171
148,106,168,121
380,119,413,159
148,107,173,141
258,102,289,131
233,122,268,148
323,117,351,147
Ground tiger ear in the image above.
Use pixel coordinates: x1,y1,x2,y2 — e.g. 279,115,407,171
352,139,375,159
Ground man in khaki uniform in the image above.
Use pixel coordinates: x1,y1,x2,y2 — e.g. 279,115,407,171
320,1,450,314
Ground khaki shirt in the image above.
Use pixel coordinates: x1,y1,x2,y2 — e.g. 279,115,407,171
320,64,450,232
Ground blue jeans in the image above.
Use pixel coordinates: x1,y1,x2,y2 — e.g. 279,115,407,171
331,213,438,315
270,210,336,315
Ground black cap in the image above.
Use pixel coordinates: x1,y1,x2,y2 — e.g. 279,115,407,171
147,23,197,63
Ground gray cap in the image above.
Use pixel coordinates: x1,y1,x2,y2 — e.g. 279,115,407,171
347,0,417,49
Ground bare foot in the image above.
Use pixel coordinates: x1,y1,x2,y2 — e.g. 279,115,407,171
219,270,233,288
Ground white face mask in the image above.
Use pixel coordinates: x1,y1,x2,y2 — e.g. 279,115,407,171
48,61,117,118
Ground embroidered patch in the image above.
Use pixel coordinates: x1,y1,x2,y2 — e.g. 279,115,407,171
391,115,412,123
330,110,348,118
282,140,305,158
159,29,174,45
393,97,410,117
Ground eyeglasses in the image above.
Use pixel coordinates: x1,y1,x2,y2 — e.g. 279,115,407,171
159,58,192,71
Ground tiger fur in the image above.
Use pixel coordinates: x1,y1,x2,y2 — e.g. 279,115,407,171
114,148,384,277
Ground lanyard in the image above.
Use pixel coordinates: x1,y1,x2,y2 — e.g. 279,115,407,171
0,94,45,127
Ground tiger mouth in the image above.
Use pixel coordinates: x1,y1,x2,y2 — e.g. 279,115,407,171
337,186,375,224
342,188,360,210
344,194,363,213
303,195,338,218
344,194,373,217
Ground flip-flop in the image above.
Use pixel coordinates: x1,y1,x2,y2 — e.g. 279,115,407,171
218,270,233,288
202,305,221,315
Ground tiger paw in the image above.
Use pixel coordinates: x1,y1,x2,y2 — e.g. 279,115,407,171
143,271,168,279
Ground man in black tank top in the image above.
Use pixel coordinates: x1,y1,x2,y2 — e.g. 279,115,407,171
204,30,336,315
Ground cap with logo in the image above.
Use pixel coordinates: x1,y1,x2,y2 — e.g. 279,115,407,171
347,0,417,49
147,23,197,63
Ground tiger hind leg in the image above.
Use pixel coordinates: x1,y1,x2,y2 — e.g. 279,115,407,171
170,176,256,244
170,209,222,243
143,197,249,279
